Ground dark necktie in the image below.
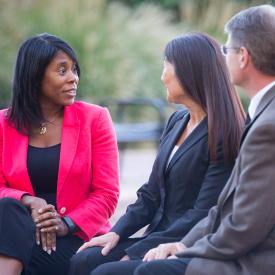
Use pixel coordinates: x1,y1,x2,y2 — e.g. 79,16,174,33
245,112,251,126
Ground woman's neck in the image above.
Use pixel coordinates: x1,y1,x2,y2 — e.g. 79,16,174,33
185,101,206,126
41,105,64,122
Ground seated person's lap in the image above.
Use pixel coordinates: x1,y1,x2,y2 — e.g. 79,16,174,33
69,238,138,275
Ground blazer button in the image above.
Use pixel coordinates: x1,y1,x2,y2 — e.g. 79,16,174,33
60,207,66,214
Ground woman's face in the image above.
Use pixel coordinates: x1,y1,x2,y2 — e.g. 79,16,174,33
161,60,185,104
40,51,79,108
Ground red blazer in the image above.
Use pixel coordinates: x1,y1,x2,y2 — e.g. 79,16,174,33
0,101,119,241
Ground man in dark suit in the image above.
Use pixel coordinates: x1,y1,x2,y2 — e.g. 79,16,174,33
132,4,275,275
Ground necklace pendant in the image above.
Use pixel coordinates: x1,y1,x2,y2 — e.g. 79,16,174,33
39,125,47,135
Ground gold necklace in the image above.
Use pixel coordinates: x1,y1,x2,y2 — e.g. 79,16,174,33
38,110,62,135
39,124,47,135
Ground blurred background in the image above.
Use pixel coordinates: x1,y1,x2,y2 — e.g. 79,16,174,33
2,0,274,108
0,0,273,224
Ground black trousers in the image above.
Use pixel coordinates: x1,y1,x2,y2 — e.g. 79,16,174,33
91,258,190,275
69,238,190,275
69,238,139,275
0,198,83,275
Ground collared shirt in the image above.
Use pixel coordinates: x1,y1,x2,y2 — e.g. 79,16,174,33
248,81,275,119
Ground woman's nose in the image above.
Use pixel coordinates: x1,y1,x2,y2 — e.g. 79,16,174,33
69,71,79,84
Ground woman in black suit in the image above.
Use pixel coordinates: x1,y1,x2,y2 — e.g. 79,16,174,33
69,32,245,275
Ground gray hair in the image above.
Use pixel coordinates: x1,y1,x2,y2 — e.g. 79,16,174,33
225,5,275,75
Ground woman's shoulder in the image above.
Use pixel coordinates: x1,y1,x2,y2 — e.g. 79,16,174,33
71,101,105,113
160,109,189,141
68,101,107,118
166,108,189,128
170,108,189,120
0,109,8,124
66,101,110,124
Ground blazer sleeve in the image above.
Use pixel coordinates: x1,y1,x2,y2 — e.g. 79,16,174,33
125,144,232,258
111,161,161,238
111,111,186,238
0,117,30,200
67,108,120,240
177,123,275,260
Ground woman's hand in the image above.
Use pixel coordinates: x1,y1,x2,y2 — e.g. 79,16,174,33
21,195,58,254
143,242,186,262
21,195,49,245
35,205,68,237
120,255,130,261
77,232,120,255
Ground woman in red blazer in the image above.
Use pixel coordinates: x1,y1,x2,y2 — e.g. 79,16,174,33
0,33,119,275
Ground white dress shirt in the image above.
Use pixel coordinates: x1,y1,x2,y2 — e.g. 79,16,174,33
248,81,275,119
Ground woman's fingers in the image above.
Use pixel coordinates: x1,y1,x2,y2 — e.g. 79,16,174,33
37,217,59,230
120,255,130,261
38,204,56,214
36,228,40,245
35,210,58,223
37,227,57,255
46,232,56,254
52,233,56,252
143,248,156,262
41,232,47,252
40,225,59,233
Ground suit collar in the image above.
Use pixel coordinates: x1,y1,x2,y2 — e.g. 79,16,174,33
225,86,275,202
166,116,208,173
57,104,80,197
248,81,275,119
254,85,275,119
157,113,190,175
240,86,275,146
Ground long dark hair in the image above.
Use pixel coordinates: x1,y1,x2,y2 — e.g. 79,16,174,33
7,33,80,134
164,32,245,163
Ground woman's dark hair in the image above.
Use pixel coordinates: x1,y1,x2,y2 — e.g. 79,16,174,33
164,32,245,163
7,33,80,134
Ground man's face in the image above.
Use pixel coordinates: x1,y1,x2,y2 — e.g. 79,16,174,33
224,34,243,86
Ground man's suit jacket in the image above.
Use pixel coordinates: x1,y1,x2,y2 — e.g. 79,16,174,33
112,110,233,259
0,101,119,241
178,86,275,275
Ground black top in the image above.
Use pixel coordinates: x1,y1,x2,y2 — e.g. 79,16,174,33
27,143,61,207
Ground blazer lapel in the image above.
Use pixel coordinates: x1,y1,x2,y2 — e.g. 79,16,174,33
166,117,208,173
57,105,80,197
240,86,275,146
224,86,275,202
158,113,190,176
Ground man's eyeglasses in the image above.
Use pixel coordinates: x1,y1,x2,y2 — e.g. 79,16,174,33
220,45,240,56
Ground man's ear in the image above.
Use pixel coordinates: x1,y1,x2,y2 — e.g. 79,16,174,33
239,46,249,69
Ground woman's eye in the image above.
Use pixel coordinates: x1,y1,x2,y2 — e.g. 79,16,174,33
58,67,66,75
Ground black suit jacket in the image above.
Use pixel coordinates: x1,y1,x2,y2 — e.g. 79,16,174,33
112,110,233,259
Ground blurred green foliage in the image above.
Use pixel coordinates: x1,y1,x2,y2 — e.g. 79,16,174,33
0,0,179,106
110,0,180,11
1,0,270,109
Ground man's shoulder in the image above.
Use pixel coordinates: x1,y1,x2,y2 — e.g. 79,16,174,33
255,95,275,126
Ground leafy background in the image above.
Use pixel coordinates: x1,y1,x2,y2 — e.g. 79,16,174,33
0,0,273,109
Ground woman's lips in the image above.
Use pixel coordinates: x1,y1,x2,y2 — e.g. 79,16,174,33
64,89,77,96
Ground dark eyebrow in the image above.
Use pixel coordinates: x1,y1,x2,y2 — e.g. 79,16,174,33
57,61,76,67
57,61,68,67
